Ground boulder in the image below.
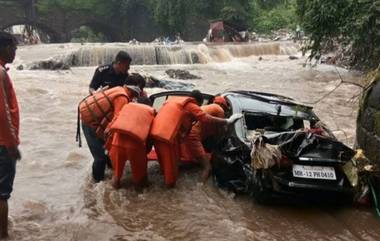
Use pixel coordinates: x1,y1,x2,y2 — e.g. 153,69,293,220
356,67,380,164
165,69,201,80
29,58,70,70
145,75,194,90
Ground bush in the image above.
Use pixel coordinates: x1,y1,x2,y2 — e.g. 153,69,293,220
297,0,380,70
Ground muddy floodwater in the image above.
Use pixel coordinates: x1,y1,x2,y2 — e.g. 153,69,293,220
6,42,380,241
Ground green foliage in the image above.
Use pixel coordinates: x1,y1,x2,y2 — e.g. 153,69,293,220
150,0,188,35
252,2,297,33
219,0,251,29
34,0,298,39
37,0,99,12
297,0,380,70
257,0,289,9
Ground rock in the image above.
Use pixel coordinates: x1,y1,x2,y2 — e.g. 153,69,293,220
258,56,263,61
165,69,201,80
17,65,24,70
357,67,380,164
289,56,298,60
28,58,71,70
145,75,194,90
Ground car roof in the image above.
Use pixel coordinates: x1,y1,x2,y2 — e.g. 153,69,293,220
223,90,318,120
149,90,214,100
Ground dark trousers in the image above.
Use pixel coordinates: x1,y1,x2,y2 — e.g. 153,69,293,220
0,146,16,200
81,123,111,182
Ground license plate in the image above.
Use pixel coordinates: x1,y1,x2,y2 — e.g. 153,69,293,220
292,164,336,180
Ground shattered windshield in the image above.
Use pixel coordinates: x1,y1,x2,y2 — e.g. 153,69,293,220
244,112,306,134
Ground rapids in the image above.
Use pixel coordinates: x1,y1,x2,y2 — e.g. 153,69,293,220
6,42,380,241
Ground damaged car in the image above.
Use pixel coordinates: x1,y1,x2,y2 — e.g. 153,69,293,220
149,90,356,204
212,90,356,204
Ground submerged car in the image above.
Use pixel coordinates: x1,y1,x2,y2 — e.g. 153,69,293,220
149,90,356,204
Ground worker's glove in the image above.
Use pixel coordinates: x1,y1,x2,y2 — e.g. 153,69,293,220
226,113,243,125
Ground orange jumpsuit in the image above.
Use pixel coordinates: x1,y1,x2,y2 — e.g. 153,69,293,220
106,133,149,185
105,103,154,185
151,97,226,187
182,103,225,160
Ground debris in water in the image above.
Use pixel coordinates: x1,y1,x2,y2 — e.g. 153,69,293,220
29,58,71,70
145,75,195,90
165,69,201,80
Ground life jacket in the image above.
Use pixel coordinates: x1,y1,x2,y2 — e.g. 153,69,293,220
150,96,196,144
108,103,155,144
76,87,129,146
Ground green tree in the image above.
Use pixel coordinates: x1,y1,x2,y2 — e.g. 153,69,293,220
297,0,380,69
250,0,298,33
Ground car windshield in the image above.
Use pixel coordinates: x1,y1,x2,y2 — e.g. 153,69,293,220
151,92,213,111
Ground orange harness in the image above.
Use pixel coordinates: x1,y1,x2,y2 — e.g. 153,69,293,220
76,87,129,146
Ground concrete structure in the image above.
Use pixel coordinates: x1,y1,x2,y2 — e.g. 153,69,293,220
0,0,158,42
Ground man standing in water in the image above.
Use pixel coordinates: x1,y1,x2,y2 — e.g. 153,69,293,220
89,51,132,94
82,50,134,182
0,31,21,238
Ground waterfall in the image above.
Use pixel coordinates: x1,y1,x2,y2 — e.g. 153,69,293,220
59,42,300,67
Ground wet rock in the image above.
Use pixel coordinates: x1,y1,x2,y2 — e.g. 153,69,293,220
289,56,298,60
165,69,201,80
320,55,337,65
145,75,194,90
17,65,24,70
190,52,200,64
29,58,71,70
129,38,139,45
357,67,380,164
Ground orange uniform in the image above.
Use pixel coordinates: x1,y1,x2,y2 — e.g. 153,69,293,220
79,87,132,140
0,62,19,148
182,103,225,160
105,103,155,185
150,97,226,187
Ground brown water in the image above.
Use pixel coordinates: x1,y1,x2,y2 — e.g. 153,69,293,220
6,42,379,241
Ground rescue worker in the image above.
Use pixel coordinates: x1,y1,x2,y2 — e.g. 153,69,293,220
150,90,242,187
79,84,141,182
89,51,132,94
182,95,229,182
0,31,20,239
105,102,155,189
128,73,148,98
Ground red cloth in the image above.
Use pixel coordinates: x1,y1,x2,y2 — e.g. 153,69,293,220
0,61,19,148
